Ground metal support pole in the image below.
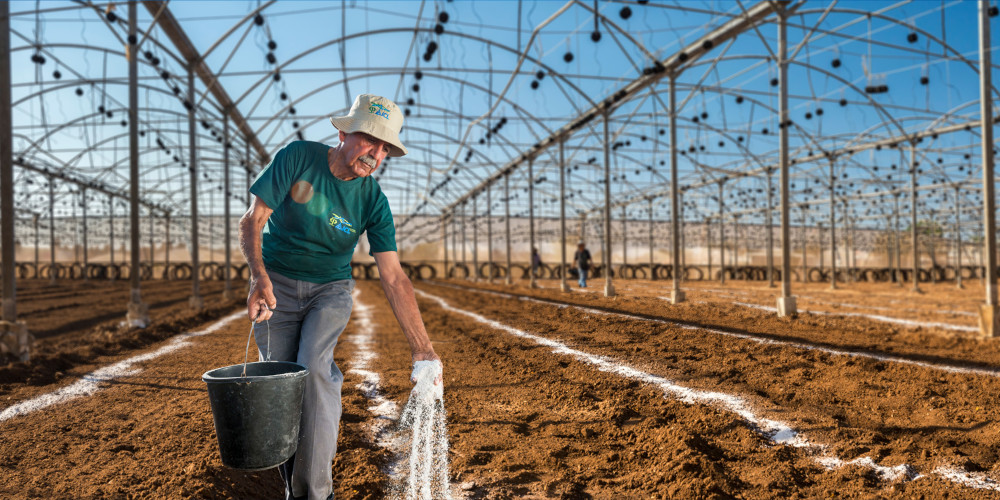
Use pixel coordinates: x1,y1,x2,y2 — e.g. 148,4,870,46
979,0,999,335
718,181,726,284
127,1,149,327
188,67,203,309
680,194,686,273
461,202,467,276
668,74,683,303
49,183,56,284
706,216,713,280
108,195,114,270
851,207,857,278
776,9,796,315
33,215,39,271
829,158,837,290
648,198,654,281
0,61,10,319
165,213,171,269
930,210,938,285
473,194,479,282
528,158,537,288
148,208,154,268
846,201,855,283
621,205,627,270
910,144,921,292
223,112,233,299
956,185,963,289
0,0,14,321
734,215,740,273
82,187,88,278
451,209,457,275
602,111,615,297
0,0,29,357
488,183,494,284
441,213,448,279
766,169,775,287
895,194,902,286
559,140,568,292
504,173,512,285
801,211,807,283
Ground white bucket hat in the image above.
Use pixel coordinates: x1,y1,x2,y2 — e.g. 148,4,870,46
329,94,408,157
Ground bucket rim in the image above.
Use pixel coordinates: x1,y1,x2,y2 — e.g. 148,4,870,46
202,360,309,383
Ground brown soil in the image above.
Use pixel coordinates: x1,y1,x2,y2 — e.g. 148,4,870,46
0,276,998,498
0,279,247,401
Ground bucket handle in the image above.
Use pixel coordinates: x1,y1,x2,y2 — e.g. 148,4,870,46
242,307,272,377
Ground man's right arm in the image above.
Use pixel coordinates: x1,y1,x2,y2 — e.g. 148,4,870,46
239,195,276,322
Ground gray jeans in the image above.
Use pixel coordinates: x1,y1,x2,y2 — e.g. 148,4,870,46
254,269,354,500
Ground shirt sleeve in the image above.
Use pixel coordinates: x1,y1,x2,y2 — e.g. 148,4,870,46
365,188,398,255
249,142,305,210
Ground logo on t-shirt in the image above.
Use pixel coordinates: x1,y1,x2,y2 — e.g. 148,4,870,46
328,212,356,234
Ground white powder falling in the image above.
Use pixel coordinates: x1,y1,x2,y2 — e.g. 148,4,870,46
390,360,452,500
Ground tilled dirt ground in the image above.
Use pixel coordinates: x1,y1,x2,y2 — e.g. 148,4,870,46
1,276,998,498
0,279,246,401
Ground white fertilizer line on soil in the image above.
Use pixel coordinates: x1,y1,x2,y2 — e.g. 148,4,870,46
434,283,1000,379
732,301,979,333
0,310,245,424
934,466,1000,490
795,295,977,318
346,290,400,446
415,289,1000,491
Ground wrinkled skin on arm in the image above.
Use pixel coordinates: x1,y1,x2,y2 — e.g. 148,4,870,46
374,250,442,384
239,195,277,322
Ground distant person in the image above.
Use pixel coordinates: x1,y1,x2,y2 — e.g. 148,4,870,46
531,247,542,278
239,93,441,500
573,241,592,287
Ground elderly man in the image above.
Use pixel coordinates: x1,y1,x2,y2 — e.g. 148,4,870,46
239,93,441,500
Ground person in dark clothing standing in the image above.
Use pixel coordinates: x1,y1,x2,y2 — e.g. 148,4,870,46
573,241,592,288
531,247,542,278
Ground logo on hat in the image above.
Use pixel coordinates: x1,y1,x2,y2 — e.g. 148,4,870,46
368,102,391,119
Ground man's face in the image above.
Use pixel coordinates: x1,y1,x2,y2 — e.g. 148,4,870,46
339,130,391,177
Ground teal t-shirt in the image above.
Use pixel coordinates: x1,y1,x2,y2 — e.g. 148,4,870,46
249,141,397,283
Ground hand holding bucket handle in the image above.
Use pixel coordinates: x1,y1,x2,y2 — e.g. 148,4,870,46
241,307,272,377
247,273,276,323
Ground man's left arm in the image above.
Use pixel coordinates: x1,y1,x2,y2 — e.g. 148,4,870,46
373,250,441,371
